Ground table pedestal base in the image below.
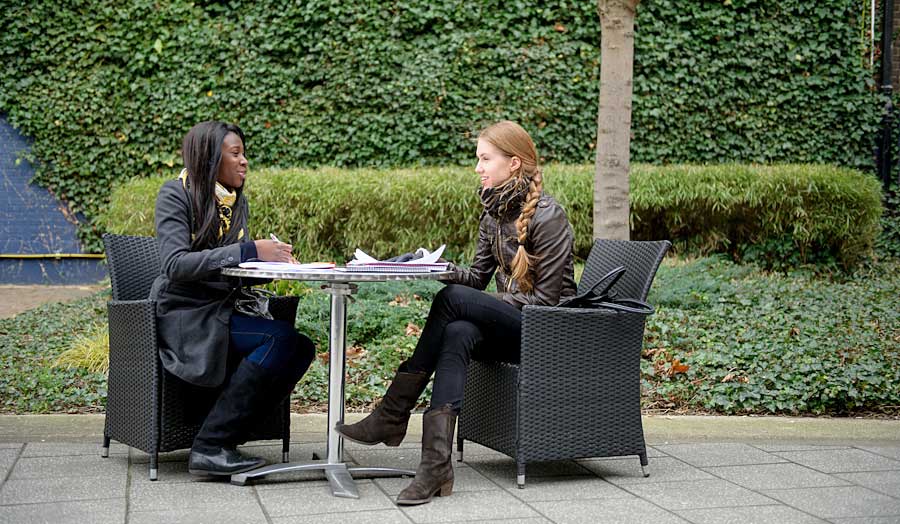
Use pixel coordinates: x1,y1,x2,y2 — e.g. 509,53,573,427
231,461,415,498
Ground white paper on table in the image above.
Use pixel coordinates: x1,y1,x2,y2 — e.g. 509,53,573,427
238,261,335,271
350,245,445,265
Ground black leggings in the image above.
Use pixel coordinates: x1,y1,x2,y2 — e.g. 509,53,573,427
405,284,522,411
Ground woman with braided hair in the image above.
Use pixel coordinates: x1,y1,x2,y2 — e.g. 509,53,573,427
337,120,576,505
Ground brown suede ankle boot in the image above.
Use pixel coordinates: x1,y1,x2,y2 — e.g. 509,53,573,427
396,404,457,506
335,369,429,446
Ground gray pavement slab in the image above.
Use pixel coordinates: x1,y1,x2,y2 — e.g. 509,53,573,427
256,480,395,517
0,476,124,505
579,456,713,484
1,414,899,523
774,448,900,473
271,509,415,524
529,497,689,524
0,498,126,524
128,506,269,524
675,504,829,524
9,454,128,480
655,442,787,467
835,470,900,498
704,462,852,490
399,490,541,523
621,478,777,510
761,485,900,519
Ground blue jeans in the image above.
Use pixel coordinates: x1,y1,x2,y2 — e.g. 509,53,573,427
229,313,316,378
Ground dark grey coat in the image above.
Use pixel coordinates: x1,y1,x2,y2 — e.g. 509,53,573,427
150,179,250,388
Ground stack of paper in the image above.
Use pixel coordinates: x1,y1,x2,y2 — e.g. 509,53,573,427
343,245,450,273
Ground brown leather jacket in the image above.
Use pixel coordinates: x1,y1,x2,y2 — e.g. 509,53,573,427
446,192,576,309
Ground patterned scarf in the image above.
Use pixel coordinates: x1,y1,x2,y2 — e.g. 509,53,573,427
480,175,529,220
179,169,244,240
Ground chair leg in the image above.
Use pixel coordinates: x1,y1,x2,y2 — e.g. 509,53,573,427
517,461,526,489
149,452,158,481
282,436,290,463
100,435,110,458
457,438,464,462
639,452,649,478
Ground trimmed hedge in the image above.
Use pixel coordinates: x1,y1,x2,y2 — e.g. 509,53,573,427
0,1,882,250
104,163,883,268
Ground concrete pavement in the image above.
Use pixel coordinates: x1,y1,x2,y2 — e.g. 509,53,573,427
0,414,898,523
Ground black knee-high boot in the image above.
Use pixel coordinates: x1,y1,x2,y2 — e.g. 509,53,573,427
188,359,276,476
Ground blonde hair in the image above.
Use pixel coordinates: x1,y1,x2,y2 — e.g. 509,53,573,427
478,120,543,293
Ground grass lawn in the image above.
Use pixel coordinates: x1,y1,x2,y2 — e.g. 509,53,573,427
1,256,898,416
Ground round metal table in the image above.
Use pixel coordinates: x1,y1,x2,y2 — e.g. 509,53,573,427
221,267,452,498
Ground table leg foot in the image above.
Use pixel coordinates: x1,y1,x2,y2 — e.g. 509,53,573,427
325,465,359,499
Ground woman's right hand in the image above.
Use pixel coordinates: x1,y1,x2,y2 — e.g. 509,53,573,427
255,239,294,262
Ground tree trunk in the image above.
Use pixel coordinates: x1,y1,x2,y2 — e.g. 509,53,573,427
594,0,639,241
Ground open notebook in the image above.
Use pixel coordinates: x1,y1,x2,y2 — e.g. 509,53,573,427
341,245,450,273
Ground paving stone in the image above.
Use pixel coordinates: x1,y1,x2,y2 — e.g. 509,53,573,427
753,442,852,452
762,486,900,519
257,480,395,517
495,474,632,502
128,480,259,512
775,449,900,473
858,446,900,461
580,456,713,485
0,444,22,450
529,497,690,524
0,476,124,505
9,454,128,480
830,517,900,524
0,448,18,471
399,490,539,523
705,463,851,490
374,465,497,496
129,448,189,464
655,443,786,468
0,498,125,524
835,471,900,498
345,448,423,472
272,508,414,524
434,520,552,524
21,442,127,457
622,479,776,510
128,459,194,484
675,504,829,524
129,505,268,524
466,456,593,482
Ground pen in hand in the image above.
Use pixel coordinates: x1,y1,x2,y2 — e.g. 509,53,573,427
269,234,298,264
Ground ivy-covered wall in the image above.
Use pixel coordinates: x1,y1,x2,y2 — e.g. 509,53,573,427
0,0,882,250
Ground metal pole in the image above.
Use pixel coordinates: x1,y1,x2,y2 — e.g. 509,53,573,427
880,0,895,190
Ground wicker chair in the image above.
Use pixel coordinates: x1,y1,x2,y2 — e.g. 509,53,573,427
100,234,296,480
457,239,670,488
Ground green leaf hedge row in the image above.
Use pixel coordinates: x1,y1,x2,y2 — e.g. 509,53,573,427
103,163,883,269
0,0,883,251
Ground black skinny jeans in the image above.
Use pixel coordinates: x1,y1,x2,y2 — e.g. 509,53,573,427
405,284,522,412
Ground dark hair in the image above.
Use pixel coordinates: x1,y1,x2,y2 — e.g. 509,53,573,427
181,121,247,250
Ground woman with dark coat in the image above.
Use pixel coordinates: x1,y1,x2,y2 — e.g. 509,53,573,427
150,121,315,476
337,120,577,505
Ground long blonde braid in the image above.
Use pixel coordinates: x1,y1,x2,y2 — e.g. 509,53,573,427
478,120,543,293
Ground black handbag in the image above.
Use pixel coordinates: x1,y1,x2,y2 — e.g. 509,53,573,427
558,266,654,315
233,287,276,319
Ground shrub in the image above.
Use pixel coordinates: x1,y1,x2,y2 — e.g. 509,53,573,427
0,1,881,249
103,163,882,269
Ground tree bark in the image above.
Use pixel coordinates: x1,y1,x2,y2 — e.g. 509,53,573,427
594,0,639,241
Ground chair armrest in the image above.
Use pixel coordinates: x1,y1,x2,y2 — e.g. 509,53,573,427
269,295,299,325
519,304,649,398
107,299,158,366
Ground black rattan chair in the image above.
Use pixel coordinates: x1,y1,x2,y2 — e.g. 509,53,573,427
100,234,296,480
457,239,670,488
